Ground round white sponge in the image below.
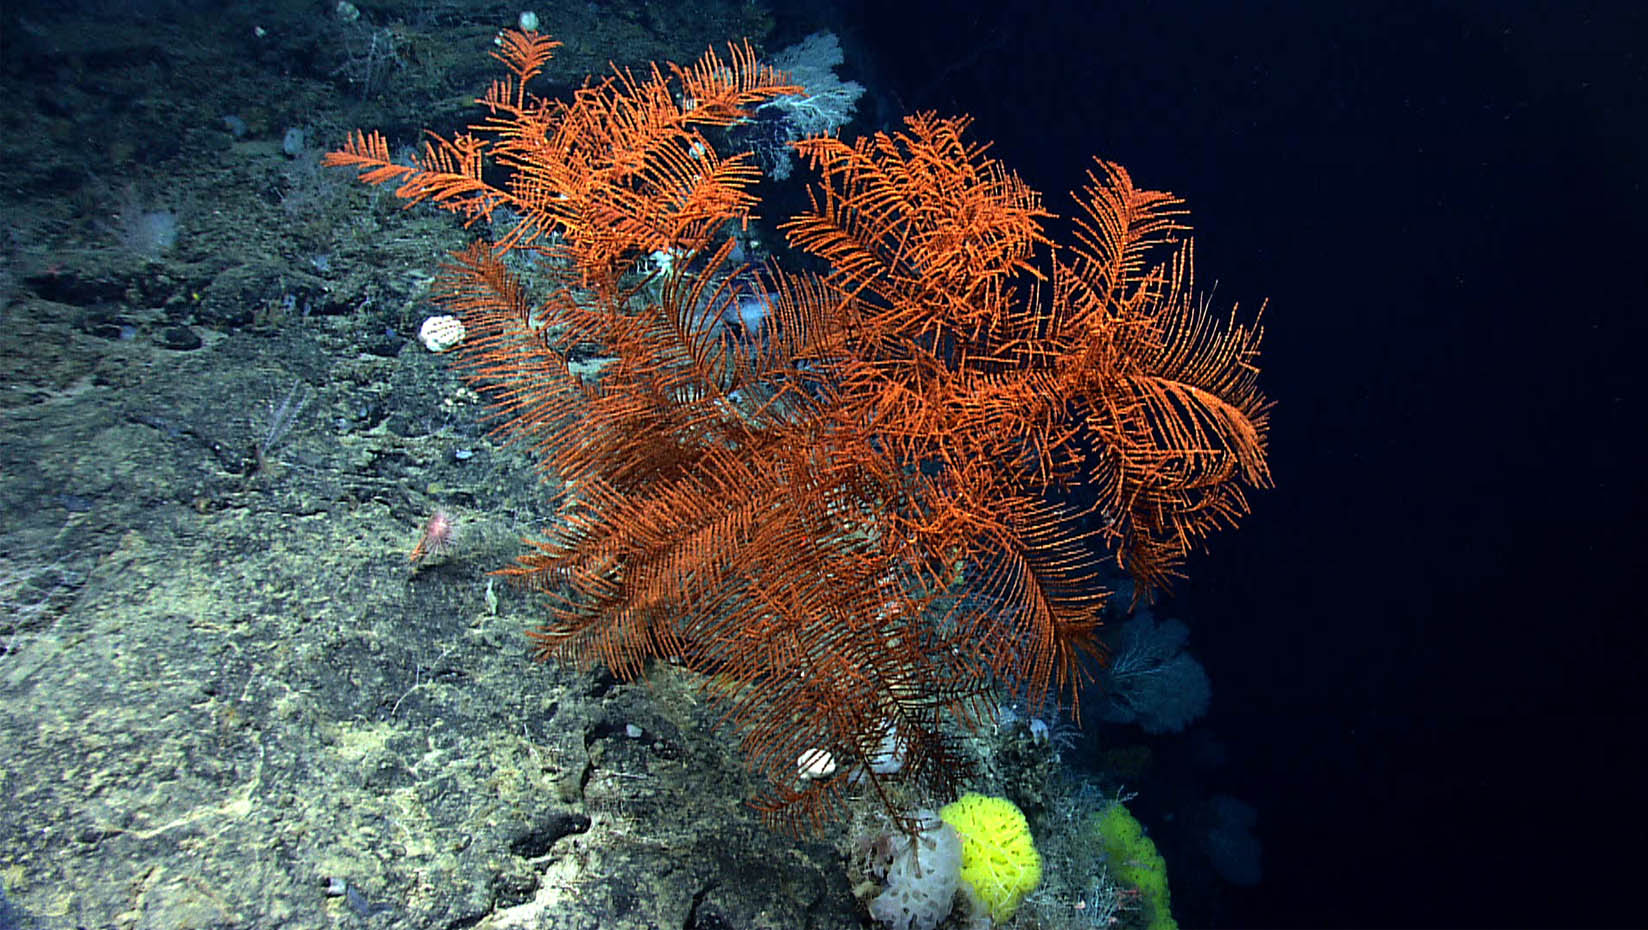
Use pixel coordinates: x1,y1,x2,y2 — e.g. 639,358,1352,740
419,315,466,353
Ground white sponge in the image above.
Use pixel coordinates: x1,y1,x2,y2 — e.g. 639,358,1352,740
419,314,466,353
868,811,962,930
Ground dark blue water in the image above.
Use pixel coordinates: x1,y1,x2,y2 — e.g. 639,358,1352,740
820,0,1645,924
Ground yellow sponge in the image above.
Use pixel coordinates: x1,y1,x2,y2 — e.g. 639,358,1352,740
939,793,1042,924
1093,803,1176,930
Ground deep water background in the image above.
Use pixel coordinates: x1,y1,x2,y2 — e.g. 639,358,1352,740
800,0,1645,925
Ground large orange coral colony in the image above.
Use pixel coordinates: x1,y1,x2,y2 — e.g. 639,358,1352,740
327,30,1270,829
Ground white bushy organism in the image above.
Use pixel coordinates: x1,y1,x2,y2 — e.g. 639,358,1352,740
759,32,865,179
1099,611,1212,734
1204,794,1262,886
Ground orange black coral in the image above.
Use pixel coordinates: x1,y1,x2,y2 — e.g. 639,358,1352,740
327,29,1271,830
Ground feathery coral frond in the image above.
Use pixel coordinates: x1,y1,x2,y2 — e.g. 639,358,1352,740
490,29,562,107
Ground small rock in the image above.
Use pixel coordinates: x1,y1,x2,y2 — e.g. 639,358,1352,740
154,325,202,350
